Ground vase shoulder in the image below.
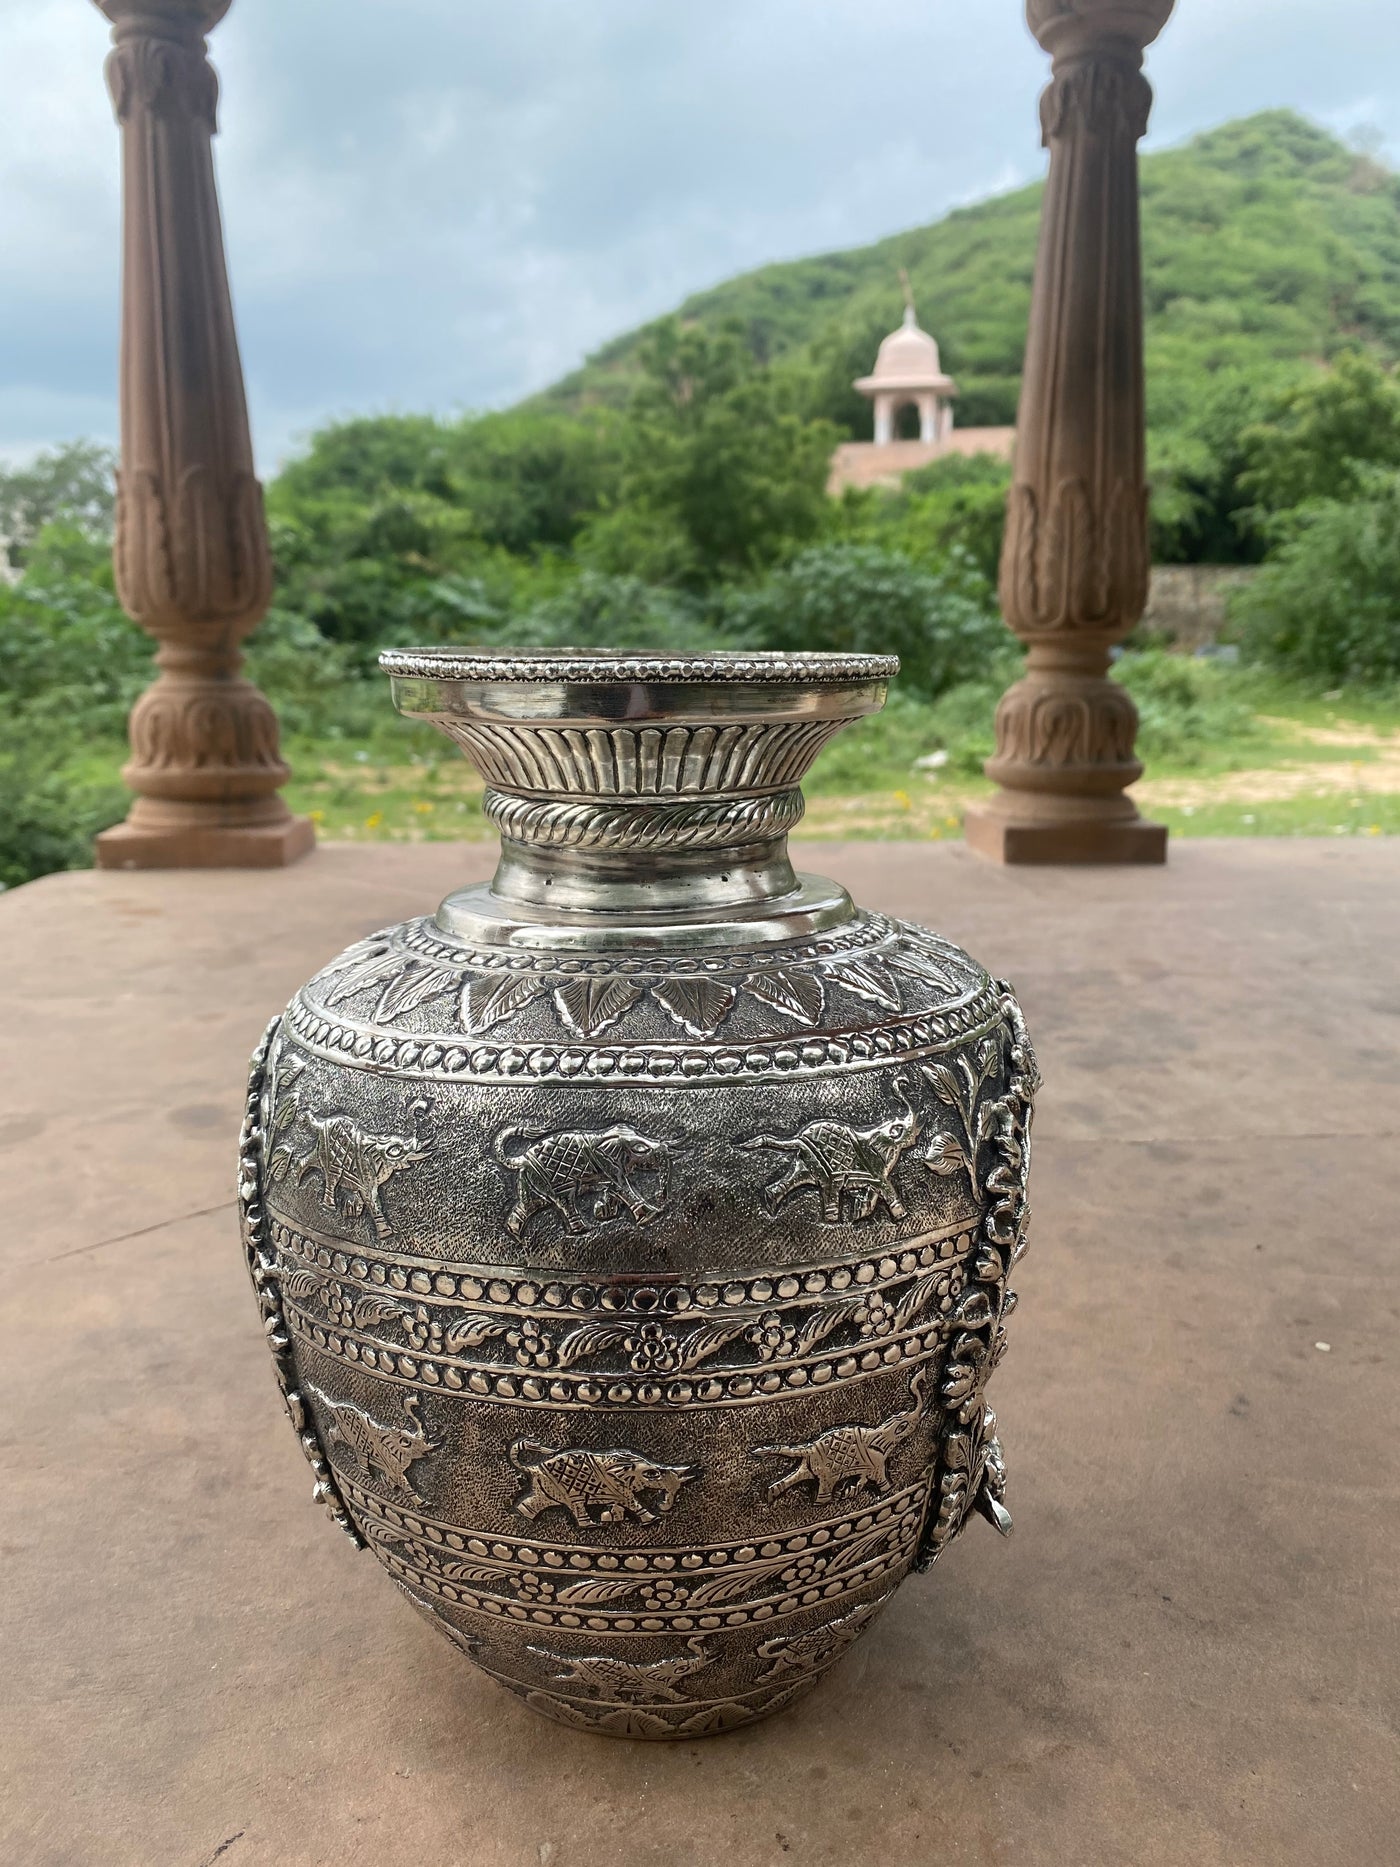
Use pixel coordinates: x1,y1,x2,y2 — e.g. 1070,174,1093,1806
266,908,1003,1284
287,908,996,1094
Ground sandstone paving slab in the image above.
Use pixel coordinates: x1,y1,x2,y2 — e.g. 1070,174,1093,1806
2,842,1396,1866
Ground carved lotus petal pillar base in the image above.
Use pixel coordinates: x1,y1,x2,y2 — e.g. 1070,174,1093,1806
241,652,1040,1737
966,655,1167,863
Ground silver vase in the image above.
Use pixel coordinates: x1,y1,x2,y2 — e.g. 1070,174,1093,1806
240,650,1039,1739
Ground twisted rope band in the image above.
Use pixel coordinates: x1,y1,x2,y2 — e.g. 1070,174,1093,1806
485,787,806,852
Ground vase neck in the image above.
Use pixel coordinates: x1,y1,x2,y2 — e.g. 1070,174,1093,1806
481,784,805,918
378,649,898,947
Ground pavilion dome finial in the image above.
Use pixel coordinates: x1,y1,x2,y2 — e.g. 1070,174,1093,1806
899,264,917,322
862,311,951,390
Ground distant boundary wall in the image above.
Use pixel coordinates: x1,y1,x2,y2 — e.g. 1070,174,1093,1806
1140,565,1257,651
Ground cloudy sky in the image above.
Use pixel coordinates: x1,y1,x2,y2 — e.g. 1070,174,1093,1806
2,0,1396,471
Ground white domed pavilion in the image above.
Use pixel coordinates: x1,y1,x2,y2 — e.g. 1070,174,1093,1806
828,290,1016,493
854,304,958,445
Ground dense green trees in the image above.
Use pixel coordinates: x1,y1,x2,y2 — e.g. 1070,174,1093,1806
1223,354,1400,684
0,522,136,887
840,454,1012,586
256,311,1005,693
577,320,836,587
1238,351,1400,517
0,441,116,571
265,406,624,657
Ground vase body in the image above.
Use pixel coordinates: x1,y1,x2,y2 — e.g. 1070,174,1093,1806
240,651,1039,1739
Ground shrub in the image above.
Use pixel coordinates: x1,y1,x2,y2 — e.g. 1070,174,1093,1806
808,679,1014,792
1239,353,1400,524
578,319,838,589
1229,472,1400,685
0,724,126,890
244,608,367,739
505,572,728,653
0,532,149,737
720,543,1006,699
867,454,1013,587
1114,648,1264,767
0,441,116,571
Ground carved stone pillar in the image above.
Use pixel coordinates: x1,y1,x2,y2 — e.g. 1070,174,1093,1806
93,0,313,870
964,0,1172,865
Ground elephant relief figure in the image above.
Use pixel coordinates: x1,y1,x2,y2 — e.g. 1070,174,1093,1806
510,1441,698,1527
755,1371,928,1503
495,1123,675,1239
307,1387,438,1498
739,1075,920,1224
295,1107,431,1241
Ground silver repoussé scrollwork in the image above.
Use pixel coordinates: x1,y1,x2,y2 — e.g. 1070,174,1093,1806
915,986,1040,1568
238,1019,364,1547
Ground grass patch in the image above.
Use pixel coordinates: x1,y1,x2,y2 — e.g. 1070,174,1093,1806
1153,795,1400,838
282,737,487,843
56,661,1400,849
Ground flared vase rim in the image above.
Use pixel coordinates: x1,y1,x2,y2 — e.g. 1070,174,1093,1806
378,647,900,687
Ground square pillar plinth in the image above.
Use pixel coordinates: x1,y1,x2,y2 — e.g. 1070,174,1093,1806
95,815,316,871
964,807,1168,867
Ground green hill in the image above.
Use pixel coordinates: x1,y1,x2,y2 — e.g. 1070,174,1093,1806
236,107,1400,647
545,111,1400,447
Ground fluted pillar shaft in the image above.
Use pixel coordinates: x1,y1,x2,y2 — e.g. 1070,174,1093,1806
965,0,1172,865
93,0,313,870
